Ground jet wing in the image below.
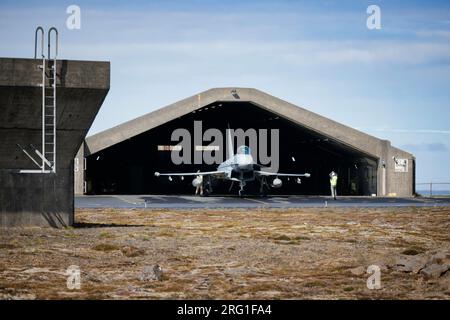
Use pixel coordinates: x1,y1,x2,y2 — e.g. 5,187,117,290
154,170,227,178
256,171,311,178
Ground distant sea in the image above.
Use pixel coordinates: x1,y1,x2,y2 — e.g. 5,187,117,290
416,189,450,196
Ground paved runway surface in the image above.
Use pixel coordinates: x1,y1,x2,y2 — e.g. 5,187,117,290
75,195,450,209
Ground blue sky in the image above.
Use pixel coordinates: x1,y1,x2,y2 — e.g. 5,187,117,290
1,0,449,185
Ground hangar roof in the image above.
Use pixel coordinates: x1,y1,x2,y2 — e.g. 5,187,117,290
85,87,412,159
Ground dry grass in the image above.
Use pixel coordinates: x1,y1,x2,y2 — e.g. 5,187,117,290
92,244,120,252
0,206,449,299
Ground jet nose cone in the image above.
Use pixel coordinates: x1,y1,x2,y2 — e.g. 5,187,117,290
237,155,253,170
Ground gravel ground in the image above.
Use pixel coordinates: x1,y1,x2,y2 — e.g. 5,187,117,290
1,207,449,299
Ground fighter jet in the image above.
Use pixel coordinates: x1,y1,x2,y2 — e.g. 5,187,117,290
154,129,311,196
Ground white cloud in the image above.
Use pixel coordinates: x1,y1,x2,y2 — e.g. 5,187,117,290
2,4,450,68
61,40,450,68
416,29,450,39
355,128,450,134
401,142,448,152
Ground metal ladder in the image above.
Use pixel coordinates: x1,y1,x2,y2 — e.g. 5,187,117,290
17,26,58,173
43,28,58,172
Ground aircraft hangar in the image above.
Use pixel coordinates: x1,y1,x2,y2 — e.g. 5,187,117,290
75,88,415,197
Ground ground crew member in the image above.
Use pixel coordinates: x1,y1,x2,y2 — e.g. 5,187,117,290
329,171,338,200
195,172,203,196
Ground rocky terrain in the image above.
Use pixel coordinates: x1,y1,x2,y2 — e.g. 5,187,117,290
0,206,449,299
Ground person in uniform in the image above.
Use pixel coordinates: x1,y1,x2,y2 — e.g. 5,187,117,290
195,172,203,196
329,171,338,200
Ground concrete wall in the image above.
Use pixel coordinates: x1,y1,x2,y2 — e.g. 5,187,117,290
0,57,109,227
386,145,416,197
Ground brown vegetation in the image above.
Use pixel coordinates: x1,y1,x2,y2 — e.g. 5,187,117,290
0,207,449,299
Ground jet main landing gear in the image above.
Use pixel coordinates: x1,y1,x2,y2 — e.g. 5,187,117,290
259,176,268,197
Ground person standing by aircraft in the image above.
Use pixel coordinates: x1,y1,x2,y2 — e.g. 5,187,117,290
195,171,203,196
329,171,338,200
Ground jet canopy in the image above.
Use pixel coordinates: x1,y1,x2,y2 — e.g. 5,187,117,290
237,145,251,155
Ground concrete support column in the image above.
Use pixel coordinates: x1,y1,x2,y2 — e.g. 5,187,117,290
74,143,85,195
377,140,390,197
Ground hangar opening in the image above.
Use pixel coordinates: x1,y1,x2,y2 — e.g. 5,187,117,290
84,100,378,196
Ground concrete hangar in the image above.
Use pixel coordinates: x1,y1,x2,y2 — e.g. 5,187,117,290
75,88,415,198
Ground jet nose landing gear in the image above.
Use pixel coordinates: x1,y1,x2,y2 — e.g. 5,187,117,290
238,180,246,197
